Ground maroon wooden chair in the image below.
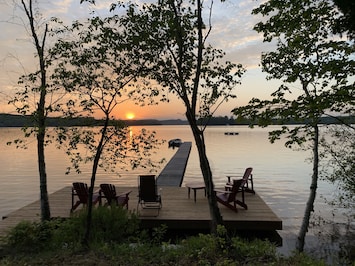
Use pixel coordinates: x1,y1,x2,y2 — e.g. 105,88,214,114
215,179,247,212
71,182,100,212
99,183,132,209
226,167,255,194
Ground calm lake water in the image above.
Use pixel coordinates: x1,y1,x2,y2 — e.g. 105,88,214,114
0,125,353,262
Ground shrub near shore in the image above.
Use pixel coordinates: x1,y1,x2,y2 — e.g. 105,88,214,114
0,207,325,265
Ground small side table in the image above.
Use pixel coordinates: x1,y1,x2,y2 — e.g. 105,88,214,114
186,182,206,202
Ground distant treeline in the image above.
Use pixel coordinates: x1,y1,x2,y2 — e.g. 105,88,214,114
199,115,355,125
0,113,354,127
233,116,355,126
0,113,188,127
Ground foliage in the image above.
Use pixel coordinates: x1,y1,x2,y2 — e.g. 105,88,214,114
7,0,66,221
0,220,326,265
119,0,245,120
231,237,277,263
8,1,68,146
1,206,140,254
150,224,169,245
320,125,355,209
3,220,55,253
233,0,355,252
56,125,163,175
76,206,140,244
50,8,165,243
235,0,355,135
50,7,165,176
116,0,245,233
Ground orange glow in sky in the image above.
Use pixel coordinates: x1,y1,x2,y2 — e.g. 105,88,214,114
125,112,135,120
0,1,285,120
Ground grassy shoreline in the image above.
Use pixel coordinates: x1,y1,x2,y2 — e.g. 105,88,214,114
0,207,330,265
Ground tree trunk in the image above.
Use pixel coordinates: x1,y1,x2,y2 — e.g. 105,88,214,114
37,108,51,221
187,114,223,234
169,0,224,233
37,32,50,221
22,0,51,221
297,124,319,252
83,117,109,246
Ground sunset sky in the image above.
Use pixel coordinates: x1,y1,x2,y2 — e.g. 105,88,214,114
0,0,282,120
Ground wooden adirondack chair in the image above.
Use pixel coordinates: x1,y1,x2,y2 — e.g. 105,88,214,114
71,182,100,212
99,183,132,209
215,179,247,212
226,167,255,194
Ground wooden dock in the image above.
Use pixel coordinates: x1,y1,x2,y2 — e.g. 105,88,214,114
0,186,282,236
157,142,192,187
0,143,282,237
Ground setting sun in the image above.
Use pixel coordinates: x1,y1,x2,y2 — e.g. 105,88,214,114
125,112,135,120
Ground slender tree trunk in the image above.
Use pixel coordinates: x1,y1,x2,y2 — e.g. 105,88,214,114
182,0,223,234
297,124,319,252
37,30,50,221
22,0,51,221
186,113,223,234
83,117,109,246
37,102,50,221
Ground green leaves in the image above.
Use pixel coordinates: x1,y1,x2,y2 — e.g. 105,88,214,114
57,125,164,175
236,0,355,146
123,0,245,122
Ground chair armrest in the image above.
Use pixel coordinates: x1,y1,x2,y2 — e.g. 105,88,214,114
226,175,242,183
224,184,233,191
214,189,233,194
117,190,132,197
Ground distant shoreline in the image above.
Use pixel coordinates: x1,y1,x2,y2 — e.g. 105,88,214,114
0,113,354,127
0,113,188,127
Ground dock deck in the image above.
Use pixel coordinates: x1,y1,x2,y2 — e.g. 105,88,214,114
0,186,282,236
0,142,282,237
157,142,192,187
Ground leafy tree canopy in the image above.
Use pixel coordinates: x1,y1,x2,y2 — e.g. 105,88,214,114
235,0,355,146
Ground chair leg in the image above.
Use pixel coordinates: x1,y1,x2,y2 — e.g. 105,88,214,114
71,201,80,212
236,200,248,210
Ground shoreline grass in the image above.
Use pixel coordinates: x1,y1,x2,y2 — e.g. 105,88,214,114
0,207,333,265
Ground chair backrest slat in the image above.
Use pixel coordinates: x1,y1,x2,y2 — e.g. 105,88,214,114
243,167,253,180
228,179,243,202
100,183,117,204
73,182,89,203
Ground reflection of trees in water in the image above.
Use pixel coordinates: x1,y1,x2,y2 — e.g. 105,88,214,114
308,211,354,264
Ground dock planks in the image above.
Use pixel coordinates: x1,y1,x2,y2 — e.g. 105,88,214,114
0,186,282,236
157,142,192,187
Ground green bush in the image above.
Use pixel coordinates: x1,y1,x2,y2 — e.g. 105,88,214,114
4,220,55,253
179,228,231,265
230,236,277,263
89,205,140,243
0,218,327,265
2,206,140,253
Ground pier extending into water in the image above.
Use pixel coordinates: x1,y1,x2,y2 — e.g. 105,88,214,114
0,141,282,237
157,142,191,187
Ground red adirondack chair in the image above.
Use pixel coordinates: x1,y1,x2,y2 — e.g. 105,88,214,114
215,179,247,212
226,167,255,194
71,182,100,212
99,183,132,209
